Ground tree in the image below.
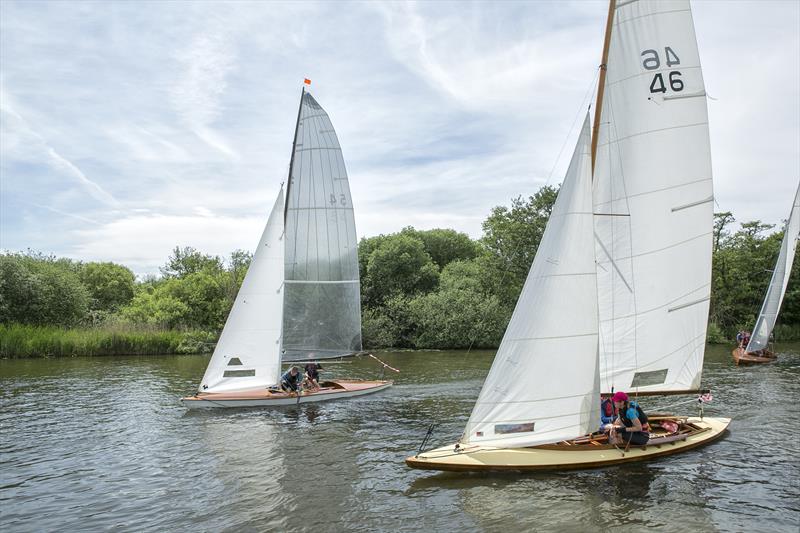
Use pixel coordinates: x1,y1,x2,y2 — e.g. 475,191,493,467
160,246,224,278
481,186,559,293
409,287,509,349
400,227,479,268
709,219,780,334
0,253,89,327
121,288,190,329
79,262,135,313
362,234,439,306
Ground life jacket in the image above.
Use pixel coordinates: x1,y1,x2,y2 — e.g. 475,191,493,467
621,401,649,431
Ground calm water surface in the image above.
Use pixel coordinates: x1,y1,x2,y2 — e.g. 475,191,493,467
2,344,799,532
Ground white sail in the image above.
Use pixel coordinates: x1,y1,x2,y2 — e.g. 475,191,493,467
746,182,800,352
593,0,713,393
198,190,285,393
463,115,599,447
282,91,362,361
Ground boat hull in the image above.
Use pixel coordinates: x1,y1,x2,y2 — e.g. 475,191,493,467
406,416,730,472
181,379,392,409
732,347,776,365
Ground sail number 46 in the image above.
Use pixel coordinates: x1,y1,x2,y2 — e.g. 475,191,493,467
641,47,683,93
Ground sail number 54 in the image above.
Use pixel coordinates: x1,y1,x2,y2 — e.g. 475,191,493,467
641,47,683,94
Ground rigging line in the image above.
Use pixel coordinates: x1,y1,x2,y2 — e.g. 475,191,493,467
544,68,600,187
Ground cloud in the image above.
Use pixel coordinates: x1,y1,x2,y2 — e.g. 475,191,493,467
72,212,266,276
1,87,119,207
1,0,797,276
170,31,239,158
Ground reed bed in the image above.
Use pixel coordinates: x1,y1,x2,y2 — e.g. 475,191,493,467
0,324,214,358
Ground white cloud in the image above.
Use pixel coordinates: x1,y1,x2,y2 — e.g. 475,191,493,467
72,213,265,275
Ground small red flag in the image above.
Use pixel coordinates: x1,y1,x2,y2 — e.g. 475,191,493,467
303,78,311,85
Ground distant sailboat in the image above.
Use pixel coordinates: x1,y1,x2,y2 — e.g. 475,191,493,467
407,0,729,472
182,86,391,408
732,182,800,365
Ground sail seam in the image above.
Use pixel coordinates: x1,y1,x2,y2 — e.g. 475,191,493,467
474,392,594,406
593,176,711,209
295,147,342,153
597,230,711,263
530,272,597,280
286,206,355,211
598,121,709,148
604,330,705,373
599,282,710,321
284,280,359,284
505,332,598,342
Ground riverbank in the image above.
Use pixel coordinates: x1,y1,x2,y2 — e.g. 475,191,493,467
0,324,214,358
2,322,800,358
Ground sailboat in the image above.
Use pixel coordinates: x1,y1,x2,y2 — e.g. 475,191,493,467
732,182,800,365
182,86,392,408
406,0,730,471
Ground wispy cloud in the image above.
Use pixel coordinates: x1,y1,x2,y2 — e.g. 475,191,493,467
1,87,119,207
170,32,238,158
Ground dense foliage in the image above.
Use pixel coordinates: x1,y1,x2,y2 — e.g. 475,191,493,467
1,186,798,356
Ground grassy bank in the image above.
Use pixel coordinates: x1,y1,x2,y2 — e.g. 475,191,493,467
0,324,215,358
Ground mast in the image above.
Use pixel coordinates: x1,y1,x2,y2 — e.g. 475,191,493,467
591,0,616,174
284,85,305,223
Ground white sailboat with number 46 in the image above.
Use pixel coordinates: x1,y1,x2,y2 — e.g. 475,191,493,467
407,0,729,472
182,84,392,408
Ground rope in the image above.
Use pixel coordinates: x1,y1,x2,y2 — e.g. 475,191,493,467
649,396,706,412
367,353,400,373
416,423,436,457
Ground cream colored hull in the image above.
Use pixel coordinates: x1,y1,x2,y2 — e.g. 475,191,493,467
181,380,392,408
406,417,730,472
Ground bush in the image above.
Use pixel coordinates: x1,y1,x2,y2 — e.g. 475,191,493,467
706,322,727,344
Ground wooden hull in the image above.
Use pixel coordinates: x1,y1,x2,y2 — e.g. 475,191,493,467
732,347,777,365
181,379,392,409
405,416,730,472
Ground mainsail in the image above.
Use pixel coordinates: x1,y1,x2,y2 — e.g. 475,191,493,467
593,0,713,393
282,91,362,361
746,182,800,352
199,190,285,393
463,115,599,447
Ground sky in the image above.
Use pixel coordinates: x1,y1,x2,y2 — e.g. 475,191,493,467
1,0,798,276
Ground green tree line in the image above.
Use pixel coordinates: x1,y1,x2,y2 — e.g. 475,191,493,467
1,185,798,356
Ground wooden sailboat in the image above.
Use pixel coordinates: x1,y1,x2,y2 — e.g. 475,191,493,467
182,86,391,408
407,0,729,472
732,182,800,365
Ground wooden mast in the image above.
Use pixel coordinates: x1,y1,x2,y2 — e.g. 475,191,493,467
591,0,616,174
284,85,306,223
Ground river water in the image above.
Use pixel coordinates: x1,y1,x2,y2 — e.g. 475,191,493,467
1,344,799,532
